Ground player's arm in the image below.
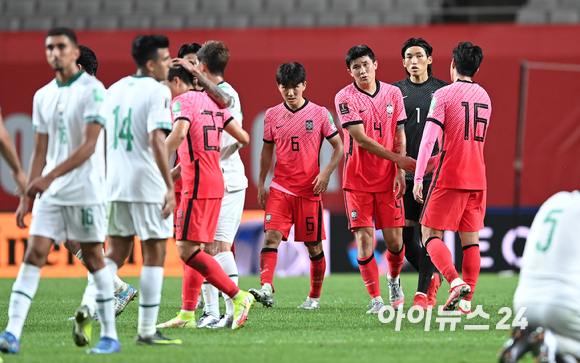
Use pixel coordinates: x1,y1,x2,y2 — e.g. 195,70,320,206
413,120,440,204
344,123,416,173
150,129,176,219
313,134,343,195
223,118,249,146
392,123,407,199
257,141,274,210
172,58,232,109
26,122,103,199
165,118,190,156
16,132,48,228
0,113,26,194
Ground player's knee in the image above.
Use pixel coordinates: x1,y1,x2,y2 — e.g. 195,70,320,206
22,249,47,268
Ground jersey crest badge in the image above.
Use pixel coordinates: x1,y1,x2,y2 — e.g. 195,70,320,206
351,210,358,220
306,120,313,131
266,213,272,222
339,102,350,115
386,104,394,115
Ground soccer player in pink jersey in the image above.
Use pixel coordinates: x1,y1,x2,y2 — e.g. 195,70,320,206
413,41,491,313
335,45,416,314
248,62,344,309
164,58,254,330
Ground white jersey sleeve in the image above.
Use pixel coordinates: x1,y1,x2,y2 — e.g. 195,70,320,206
32,90,48,133
82,84,106,125
147,84,172,133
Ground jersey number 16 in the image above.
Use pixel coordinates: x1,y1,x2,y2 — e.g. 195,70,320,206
461,102,488,143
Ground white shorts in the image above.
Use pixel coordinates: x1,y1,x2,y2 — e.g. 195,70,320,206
514,302,580,342
107,201,173,241
29,198,106,243
214,189,245,243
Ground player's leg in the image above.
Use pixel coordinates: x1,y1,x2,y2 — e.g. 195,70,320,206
249,188,292,307
295,198,326,309
197,242,220,328
402,179,421,273
205,241,237,328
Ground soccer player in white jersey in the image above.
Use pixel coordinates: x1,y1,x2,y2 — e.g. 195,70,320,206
0,28,119,355
100,34,180,346
157,40,247,329
499,191,580,363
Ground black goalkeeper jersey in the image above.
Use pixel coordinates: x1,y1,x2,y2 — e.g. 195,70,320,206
392,76,448,181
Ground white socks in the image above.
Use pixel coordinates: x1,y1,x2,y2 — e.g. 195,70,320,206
138,266,164,338
215,252,238,318
91,267,117,340
202,283,219,318
7,263,41,340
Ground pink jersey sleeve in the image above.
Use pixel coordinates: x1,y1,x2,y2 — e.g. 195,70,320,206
426,88,446,124
263,109,273,143
219,107,234,128
414,120,441,184
321,108,339,139
171,94,193,123
335,91,361,127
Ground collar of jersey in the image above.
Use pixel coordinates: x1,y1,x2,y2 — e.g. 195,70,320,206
354,79,380,98
456,79,476,84
284,98,309,113
131,74,152,79
56,70,84,87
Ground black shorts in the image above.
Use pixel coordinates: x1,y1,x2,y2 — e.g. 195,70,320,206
403,179,432,222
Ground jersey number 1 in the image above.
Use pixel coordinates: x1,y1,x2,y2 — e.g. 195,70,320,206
113,106,134,151
461,102,488,142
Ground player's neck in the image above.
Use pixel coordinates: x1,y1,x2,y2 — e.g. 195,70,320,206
285,97,306,111
455,74,473,83
55,64,81,85
135,68,154,79
409,73,429,84
356,80,377,95
207,74,223,85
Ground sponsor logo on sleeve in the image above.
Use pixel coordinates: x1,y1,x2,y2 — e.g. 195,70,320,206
339,102,350,115
172,102,181,117
428,97,437,118
93,88,104,102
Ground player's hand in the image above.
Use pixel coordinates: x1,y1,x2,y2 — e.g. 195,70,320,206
257,185,267,210
173,58,200,76
162,190,176,219
15,196,29,229
396,156,416,174
393,171,406,199
12,169,27,196
312,171,330,195
171,164,181,183
26,175,54,199
413,183,424,204
426,156,438,175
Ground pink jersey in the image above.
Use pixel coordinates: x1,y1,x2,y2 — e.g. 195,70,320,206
415,80,491,190
335,80,407,192
263,100,338,201
171,90,233,199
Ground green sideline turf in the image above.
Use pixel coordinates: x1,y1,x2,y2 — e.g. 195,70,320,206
0,273,535,363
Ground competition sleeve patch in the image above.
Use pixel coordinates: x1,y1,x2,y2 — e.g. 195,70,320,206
339,102,350,115
93,88,104,102
427,97,437,118
172,101,181,117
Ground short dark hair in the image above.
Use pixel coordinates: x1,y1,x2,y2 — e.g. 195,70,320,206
401,37,433,76
131,34,170,69
196,40,229,77
178,43,201,58
345,45,375,69
46,27,78,46
452,41,483,77
168,66,194,86
276,62,306,86
77,45,98,76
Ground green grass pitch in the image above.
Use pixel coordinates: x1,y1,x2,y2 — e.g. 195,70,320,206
0,273,536,363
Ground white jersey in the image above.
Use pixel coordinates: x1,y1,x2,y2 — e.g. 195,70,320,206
218,81,248,192
101,75,173,203
514,190,580,311
32,71,106,206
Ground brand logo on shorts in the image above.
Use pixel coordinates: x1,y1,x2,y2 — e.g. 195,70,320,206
351,210,358,220
266,213,272,222
339,102,350,115
386,104,394,115
306,120,313,131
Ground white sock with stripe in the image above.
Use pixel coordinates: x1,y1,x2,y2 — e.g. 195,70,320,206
92,267,117,340
138,266,164,338
7,263,41,340
214,252,238,318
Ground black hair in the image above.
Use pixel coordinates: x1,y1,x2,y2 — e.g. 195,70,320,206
196,40,229,77
131,34,170,69
168,66,194,86
178,43,202,58
401,37,433,76
276,62,306,86
77,45,98,76
345,45,375,69
46,27,78,46
452,41,483,77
